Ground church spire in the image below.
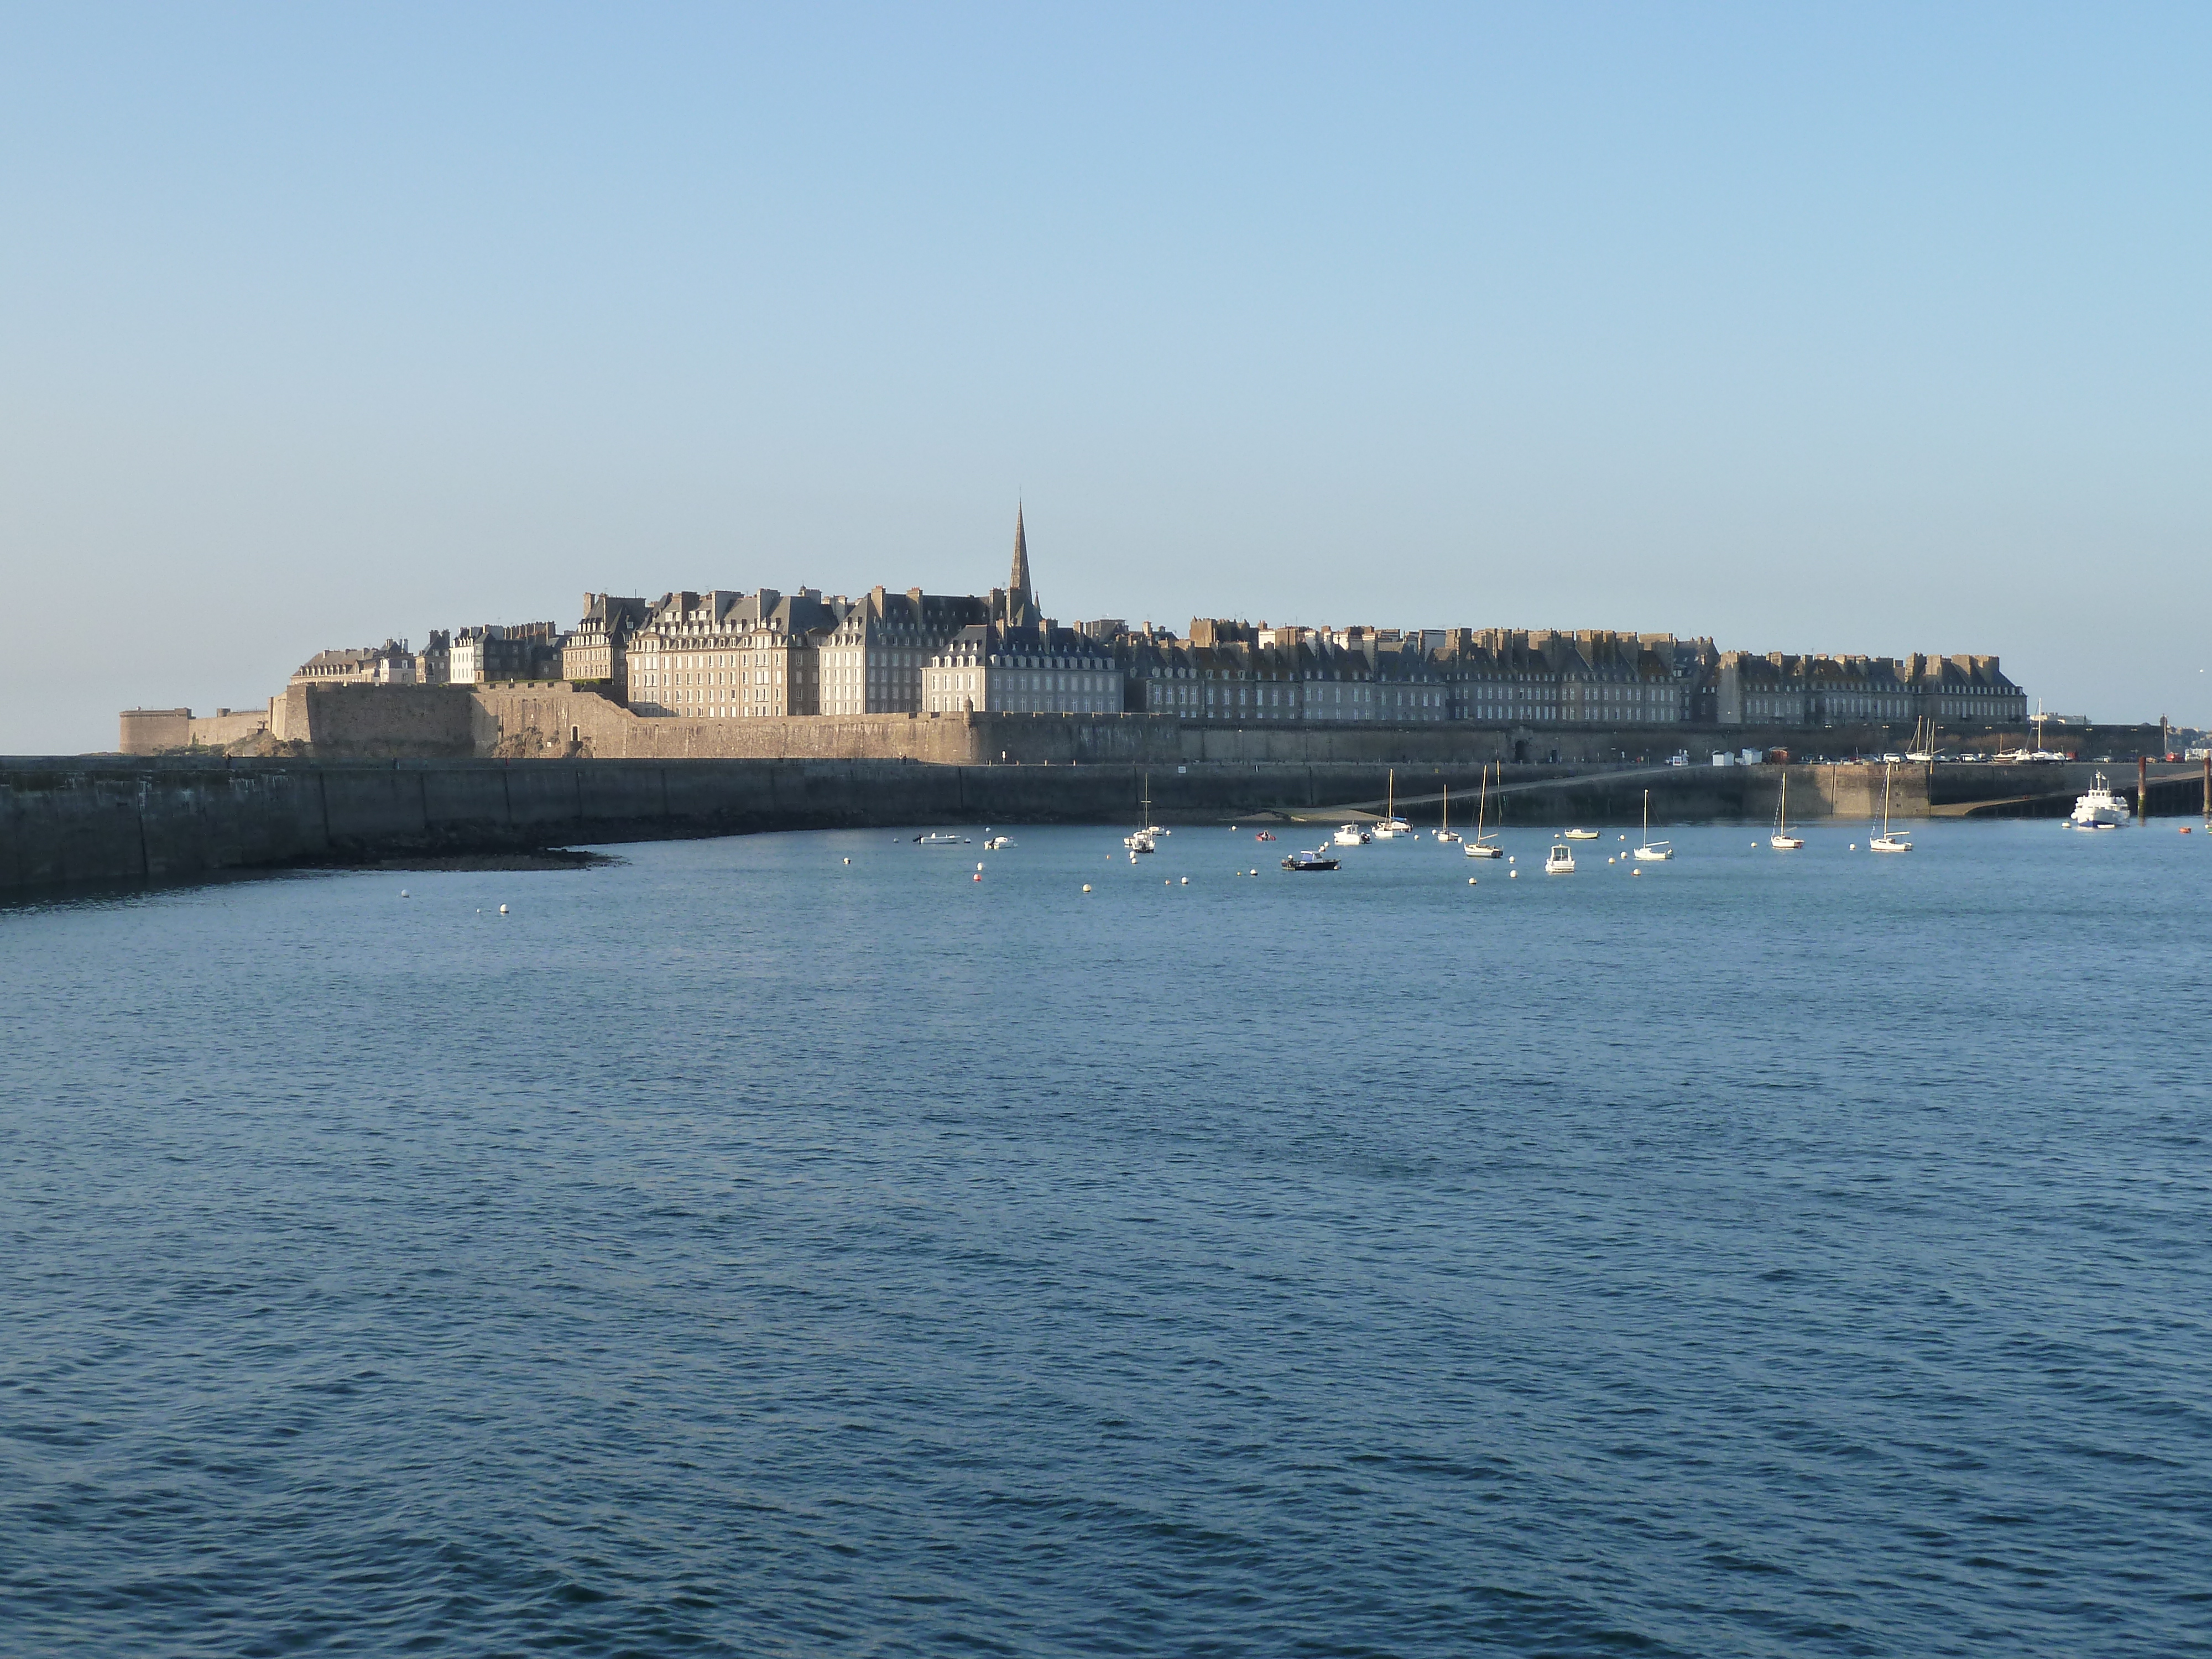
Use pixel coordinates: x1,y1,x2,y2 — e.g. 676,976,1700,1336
1005,503,1037,627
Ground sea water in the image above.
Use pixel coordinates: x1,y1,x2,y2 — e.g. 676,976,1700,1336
3,820,2208,1656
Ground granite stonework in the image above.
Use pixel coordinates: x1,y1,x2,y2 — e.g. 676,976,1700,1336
130,681,2136,771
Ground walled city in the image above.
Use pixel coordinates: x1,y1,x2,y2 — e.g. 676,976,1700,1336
121,508,2189,765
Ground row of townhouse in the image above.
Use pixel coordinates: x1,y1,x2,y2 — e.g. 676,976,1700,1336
1717,650,2027,728
281,510,2028,731
288,623,562,690
1109,624,1709,726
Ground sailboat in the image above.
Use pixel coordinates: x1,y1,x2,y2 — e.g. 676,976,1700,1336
1375,770,1412,837
1465,764,1504,858
1869,763,1913,852
1434,781,1460,843
1632,789,1673,860
1124,773,1157,853
1770,773,1804,849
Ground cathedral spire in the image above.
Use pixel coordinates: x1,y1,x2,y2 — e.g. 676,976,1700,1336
1005,503,1037,627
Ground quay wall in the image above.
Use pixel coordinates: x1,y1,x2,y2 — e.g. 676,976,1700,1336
9,754,2179,898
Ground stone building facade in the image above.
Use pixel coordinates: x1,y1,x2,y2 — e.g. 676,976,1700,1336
924,623,1121,714
819,587,990,716
449,623,565,685
624,587,841,719
289,640,416,687
560,595,651,692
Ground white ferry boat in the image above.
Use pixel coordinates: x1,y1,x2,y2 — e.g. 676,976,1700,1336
2069,774,2133,830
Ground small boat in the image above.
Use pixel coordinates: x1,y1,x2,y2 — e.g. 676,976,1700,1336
1333,823,1372,846
1467,765,1505,857
1632,789,1673,861
1126,774,1159,852
1254,831,1276,842
2068,773,2133,830
1545,840,1575,874
1281,847,1340,872
914,832,969,846
1770,773,1804,849
1373,770,1412,838
1869,763,1913,852
984,836,1014,851
1563,828,1600,841
1434,782,1461,843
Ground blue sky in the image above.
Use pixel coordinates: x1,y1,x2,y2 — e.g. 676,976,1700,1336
3,3,2207,750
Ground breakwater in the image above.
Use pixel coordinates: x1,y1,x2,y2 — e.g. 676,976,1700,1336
3,756,2190,896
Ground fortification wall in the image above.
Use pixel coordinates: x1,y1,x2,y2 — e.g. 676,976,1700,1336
129,682,2170,770
118,709,192,755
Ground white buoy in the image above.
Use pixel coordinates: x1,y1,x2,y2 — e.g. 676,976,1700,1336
1510,869,1518,878
1468,876,1477,884
1082,884,1092,892
1249,868,1258,877
975,862,984,872
498,904,508,915
843,857,850,865
1849,842,1856,850
399,889,409,898
1633,868,1641,877
1180,876,1188,885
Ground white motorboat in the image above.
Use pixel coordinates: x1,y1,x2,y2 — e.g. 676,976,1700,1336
2068,773,2133,830
1870,763,1913,852
1545,841,1575,874
1281,847,1340,872
914,832,969,846
984,836,1015,851
1632,789,1673,860
1434,782,1460,843
1771,773,1804,849
1563,828,1600,841
1333,823,1373,846
1465,764,1504,858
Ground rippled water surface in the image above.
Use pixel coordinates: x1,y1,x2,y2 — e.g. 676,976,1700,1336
5,819,2210,1656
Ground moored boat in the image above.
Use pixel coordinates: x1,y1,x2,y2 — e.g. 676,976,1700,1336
1281,847,1340,872
1465,764,1504,858
1545,840,1575,874
1373,770,1412,837
1869,763,1913,852
1771,773,1804,849
2069,773,2133,830
1632,789,1673,860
